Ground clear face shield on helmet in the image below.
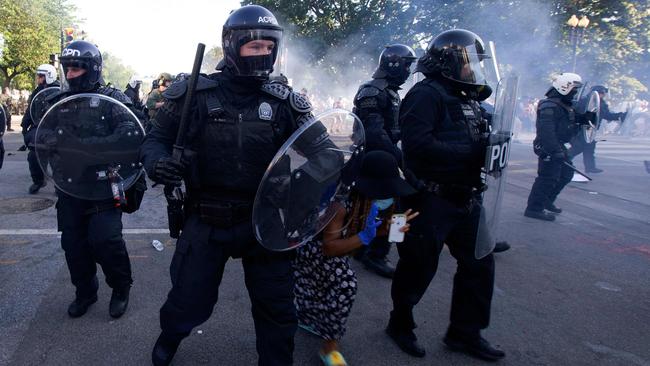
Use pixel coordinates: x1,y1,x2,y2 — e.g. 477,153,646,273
59,59,90,93
443,43,490,86
226,29,282,78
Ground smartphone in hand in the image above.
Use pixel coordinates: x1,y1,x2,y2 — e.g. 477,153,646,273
388,214,406,243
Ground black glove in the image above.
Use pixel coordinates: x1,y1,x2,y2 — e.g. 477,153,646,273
153,157,185,187
551,150,567,160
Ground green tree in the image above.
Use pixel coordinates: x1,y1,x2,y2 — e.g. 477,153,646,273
0,0,75,89
102,52,135,90
201,46,224,73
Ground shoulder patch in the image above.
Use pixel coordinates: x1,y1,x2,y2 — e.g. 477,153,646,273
289,91,312,113
162,75,218,100
98,87,132,105
260,82,291,100
356,85,381,100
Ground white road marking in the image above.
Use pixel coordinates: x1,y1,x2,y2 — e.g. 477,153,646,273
0,228,170,235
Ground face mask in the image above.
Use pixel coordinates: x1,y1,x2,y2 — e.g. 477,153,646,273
373,198,394,211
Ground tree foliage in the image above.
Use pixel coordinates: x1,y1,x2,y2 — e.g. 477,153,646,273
102,52,135,90
244,0,650,99
0,0,76,89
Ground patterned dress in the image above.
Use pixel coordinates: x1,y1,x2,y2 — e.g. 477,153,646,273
293,198,358,341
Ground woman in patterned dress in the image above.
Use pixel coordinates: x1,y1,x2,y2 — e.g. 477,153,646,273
293,151,418,366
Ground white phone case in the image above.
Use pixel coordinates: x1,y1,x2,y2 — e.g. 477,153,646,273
388,214,406,243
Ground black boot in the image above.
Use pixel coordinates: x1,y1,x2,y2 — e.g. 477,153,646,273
444,328,505,361
386,323,426,357
28,181,46,194
493,241,510,253
360,254,395,279
524,209,555,221
152,332,184,366
545,203,562,214
67,295,98,318
109,287,130,318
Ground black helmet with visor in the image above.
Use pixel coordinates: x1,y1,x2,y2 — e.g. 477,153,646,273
60,40,103,93
416,29,492,99
372,44,417,86
221,5,283,79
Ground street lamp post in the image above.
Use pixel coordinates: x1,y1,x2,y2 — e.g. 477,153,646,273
567,15,590,72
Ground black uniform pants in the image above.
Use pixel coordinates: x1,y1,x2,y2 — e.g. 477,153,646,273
159,215,297,366
56,193,132,299
526,156,574,212
27,147,45,184
390,191,495,337
568,134,597,170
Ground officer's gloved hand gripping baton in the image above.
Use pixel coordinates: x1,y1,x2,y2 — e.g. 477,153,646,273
165,43,205,239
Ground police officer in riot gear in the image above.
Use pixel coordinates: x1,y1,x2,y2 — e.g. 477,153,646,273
568,84,626,174
352,44,416,278
22,64,60,194
141,5,313,365
387,29,505,361
525,73,584,221
51,41,137,319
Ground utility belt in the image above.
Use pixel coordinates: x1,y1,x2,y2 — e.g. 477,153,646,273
423,181,484,206
188,197,253,229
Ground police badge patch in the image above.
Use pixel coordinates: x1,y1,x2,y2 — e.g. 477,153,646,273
259,102,273,120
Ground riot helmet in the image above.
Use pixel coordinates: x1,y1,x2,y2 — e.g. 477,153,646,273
158,73,173,89
221,5,283,79
551,72,582,99
128,75,142,89
416,29,492,98
372,44,417,86
36,64,58,85
60,40,103,93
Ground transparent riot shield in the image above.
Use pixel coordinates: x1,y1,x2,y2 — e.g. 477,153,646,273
475,74,519,259
34,93,145,201
574,83,601,143
582,91,600,143
253,109,365,251
29,86,60,126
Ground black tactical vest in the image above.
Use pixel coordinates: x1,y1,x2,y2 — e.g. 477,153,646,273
414,79,486,184
353,79,401,143
193,81,288,197
537,98,577,144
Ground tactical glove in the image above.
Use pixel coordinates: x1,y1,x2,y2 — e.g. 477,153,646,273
153,157,185,187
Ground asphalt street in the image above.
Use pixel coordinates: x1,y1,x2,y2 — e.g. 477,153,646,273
1,124,649,366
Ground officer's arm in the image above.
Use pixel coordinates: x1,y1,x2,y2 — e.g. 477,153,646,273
355,90,402,162
140,99,181,177
20,91,37,133
600,102,623,121
536,104,563,153
400,88,475,164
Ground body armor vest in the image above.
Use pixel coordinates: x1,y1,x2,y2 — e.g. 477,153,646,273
194,85,286,198
353,79,401,143
415,79,486,185
537,98,576,144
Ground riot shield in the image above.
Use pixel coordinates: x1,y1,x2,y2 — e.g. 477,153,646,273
34,93,145,201
475,74,519,259
29,86,60,126
575,83,601,143
253,109,365,251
